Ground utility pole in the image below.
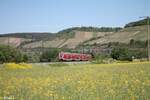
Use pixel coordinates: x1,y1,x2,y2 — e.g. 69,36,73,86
140,16,150,61
7,36,10,48
148,17,150,61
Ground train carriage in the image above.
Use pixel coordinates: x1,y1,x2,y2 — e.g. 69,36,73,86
59,52,91,61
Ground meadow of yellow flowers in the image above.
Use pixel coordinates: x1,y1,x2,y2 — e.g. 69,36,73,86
0,62,150,100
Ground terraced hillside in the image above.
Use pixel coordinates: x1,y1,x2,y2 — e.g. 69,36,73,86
20,31,115,49
0,18,149,49
84,25,148,45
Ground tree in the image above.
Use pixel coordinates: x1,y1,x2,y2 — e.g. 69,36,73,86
111,48,132,61
130,39,135,47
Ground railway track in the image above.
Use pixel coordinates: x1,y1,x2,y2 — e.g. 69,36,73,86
32,61,91,65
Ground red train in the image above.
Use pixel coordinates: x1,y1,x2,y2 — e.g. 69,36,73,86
58,52,92,61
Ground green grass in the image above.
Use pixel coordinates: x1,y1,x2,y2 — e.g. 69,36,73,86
0,62,150,100
49,63,69,67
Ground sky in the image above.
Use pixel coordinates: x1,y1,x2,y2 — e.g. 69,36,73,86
0,0,149,34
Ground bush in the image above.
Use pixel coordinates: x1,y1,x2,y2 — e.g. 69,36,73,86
91,53,111,64
40,48,60,62
0,45,28,63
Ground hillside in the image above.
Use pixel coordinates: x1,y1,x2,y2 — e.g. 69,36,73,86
0,33,55,47
0,19,149,49
22,31,115,49
84,25,148,45
0,27,122,48
124,18,149,28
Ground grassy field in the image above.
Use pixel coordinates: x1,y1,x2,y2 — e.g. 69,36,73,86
0,62,150,100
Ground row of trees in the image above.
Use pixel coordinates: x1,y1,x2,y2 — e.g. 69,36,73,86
111,47,147,61
107,39,148,48
58,27,122,34
124,18,149,28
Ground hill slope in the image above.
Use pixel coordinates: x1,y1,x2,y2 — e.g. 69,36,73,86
84,25,148,45
124,18,149,28
0,27,121,48
0,19,149,49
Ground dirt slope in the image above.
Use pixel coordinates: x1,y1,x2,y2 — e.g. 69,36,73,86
0,37,30,47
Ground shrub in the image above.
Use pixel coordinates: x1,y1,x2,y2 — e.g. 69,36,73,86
4,63,32,69
40,48,60,62
0,45,28,63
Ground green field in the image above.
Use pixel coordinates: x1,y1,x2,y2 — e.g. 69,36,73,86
0,62,150,100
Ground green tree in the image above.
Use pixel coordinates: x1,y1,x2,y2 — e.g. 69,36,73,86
40,48,60,62
111,48,132,61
